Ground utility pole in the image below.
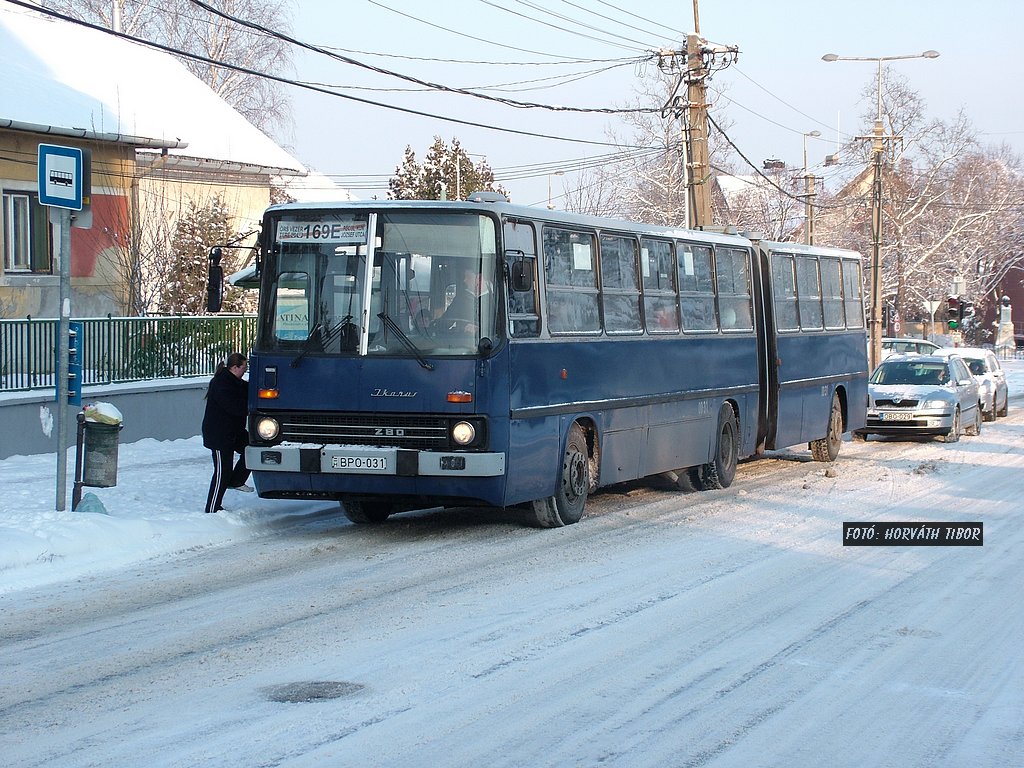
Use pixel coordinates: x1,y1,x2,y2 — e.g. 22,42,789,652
801,130,821,245
823,50,939,370
657,0,735,230
685,33,713,229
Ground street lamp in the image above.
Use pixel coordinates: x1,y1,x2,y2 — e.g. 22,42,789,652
547,171,564,210
822,50,939,371
802,130,821,245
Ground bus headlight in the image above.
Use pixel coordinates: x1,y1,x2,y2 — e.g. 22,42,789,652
451,421,476,446
256,416,280,441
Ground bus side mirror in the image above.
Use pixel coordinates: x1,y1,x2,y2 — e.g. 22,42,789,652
507,251,534,292
207,247,224,313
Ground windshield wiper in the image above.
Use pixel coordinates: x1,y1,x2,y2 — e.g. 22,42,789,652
289,315,353,368
377,312,433,371
289,321,324,368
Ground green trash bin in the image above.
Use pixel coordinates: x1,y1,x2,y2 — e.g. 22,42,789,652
82,421,122,488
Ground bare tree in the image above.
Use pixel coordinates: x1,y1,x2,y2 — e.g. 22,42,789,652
43,0,294,139
815,69,1024,333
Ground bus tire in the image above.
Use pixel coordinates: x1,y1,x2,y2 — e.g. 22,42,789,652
665,467,701,492
341,500,392,524
810,393,843,462
698,405,739,490
530,423,589,527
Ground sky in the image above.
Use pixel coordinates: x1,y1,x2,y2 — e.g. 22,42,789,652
276,0,1024,208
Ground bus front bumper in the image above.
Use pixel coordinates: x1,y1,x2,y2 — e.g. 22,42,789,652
246,444,506,477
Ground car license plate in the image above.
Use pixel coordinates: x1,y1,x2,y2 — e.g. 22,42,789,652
331,455,388,471
880,411,913,422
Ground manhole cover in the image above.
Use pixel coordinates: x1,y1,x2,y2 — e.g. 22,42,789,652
262,681,364,703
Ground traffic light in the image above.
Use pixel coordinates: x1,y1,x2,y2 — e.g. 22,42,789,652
68,321,83,406
947,296,960,330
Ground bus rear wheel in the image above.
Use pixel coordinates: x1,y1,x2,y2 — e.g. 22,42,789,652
810,393,843,462
530,423,589,528
696,405,738,490
341,500,392,524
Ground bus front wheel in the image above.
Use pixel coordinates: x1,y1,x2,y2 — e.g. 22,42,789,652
341,500,392,524
530,423,589,527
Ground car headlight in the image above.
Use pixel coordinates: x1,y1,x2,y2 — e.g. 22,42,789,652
256,416,280,440
921,398,950,409
451,421,476,446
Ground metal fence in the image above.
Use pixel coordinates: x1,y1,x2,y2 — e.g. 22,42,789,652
0,315,256,393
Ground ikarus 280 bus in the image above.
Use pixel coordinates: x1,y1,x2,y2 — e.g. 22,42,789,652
234,193,868,527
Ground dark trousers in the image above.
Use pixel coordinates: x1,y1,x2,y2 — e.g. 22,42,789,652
205,448,250,513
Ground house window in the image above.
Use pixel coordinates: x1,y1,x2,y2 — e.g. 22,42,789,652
3,190,52,273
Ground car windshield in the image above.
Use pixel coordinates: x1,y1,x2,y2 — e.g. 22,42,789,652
964,358,987,375
872,361,950,386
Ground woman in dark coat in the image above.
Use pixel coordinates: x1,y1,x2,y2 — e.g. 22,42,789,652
202,352,251,513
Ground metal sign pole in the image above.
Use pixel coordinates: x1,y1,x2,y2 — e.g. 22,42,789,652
55,207,72,511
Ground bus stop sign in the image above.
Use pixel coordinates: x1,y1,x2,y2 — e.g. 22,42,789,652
38,144,84,210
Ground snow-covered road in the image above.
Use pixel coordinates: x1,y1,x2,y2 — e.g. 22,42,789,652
2,395,1022,767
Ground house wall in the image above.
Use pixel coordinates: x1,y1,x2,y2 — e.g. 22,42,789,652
2,132,276,320
0,130,134,318
133,163,270,313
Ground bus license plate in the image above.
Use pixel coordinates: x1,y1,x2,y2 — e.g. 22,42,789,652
331,455,388,471
880,411,913,422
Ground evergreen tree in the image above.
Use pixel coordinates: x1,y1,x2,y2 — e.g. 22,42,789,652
388,137,508,201
160,195,238,315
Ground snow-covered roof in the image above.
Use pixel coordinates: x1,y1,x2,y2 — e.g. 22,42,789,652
273,169,358,204
0,4,306,175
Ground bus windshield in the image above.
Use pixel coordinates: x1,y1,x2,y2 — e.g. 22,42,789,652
263,210,499,356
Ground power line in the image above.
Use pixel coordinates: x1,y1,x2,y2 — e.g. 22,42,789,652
187,0,659,115
6,0,658,149
365,0,629,63
707,113,848,211
589,0,687,39
554,0,683,42
475,0,651,52
503,0,661,49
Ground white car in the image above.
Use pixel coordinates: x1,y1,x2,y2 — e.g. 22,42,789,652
880,337,941,360
936,347,1009,421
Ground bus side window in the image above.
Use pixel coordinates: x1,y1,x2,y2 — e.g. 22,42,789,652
504,220,540,337
641,238,679,334
715,247,753,331
841,259,865,329
543,227,600,335
820,257,845,329
599,234,642,335
679,243,717,332
771,252,799,331
796,255,823,330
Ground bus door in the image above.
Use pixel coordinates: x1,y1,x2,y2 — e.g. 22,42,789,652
752,245,778,451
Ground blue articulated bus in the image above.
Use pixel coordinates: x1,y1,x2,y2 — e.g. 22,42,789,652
242,194,868,527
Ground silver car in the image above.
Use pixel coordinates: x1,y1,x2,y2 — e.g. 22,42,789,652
880,337,941,363
936,347,1009,422
856,354,982,443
